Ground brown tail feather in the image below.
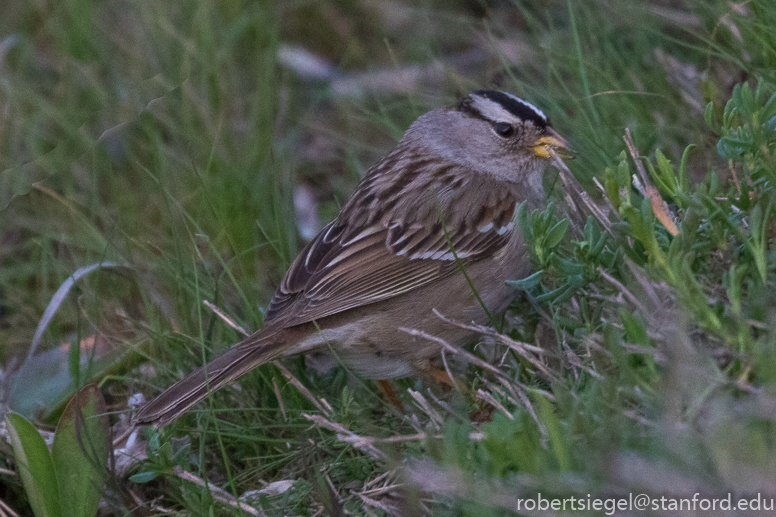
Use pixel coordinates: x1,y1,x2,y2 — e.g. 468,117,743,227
134,328,295,428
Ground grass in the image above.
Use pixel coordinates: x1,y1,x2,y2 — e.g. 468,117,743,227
2,0,776,515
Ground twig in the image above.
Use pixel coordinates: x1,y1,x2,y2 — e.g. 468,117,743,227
440,349,462,393
272,377,287,421
624,128,650,190
398,326,501,376
626,259,666,309
363,470,395,490
273,361,332,417
357,483,402,498
475,389,514,420
592,176,620,216
563,340,604,380
302,413,386,461
597,266,650,315
551,151,614,235
0,496,21,517
406,389,445,430
305,425,485,448
432,311,547,354
484,376,548,442
624,129,679,236
173,466,265,516
203,300,249,337
356,493,397,515
431,310,557,381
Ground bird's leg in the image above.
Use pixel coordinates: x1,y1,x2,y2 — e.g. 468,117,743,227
376,379,402,407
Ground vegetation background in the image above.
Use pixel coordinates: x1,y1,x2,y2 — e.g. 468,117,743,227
1,0,776,515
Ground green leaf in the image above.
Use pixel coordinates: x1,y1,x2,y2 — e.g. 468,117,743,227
506,270,543,290
516,202,530,240
620,309,648,345
51,384,110,517
536,396,572,471
705,101,717,131
535,284,575,304
128,471,160,483
543,219,569,249
678,144,694,195
603,166,621,209
654,149,677,194
6,412,62,517
717,135,751,158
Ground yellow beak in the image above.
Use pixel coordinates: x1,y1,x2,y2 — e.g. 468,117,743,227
530,128,573,159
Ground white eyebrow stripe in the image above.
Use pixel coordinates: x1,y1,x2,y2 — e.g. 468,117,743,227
501,91,548,121
470,96,522,124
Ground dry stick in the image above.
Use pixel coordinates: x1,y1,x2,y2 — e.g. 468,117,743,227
431,310,557,381
357,493,397,515
203,300,250,337
407,389,445,429
173,466,266,516
551,154,589,228
624,128,650,195
551,152,614,235
400,323,554,421
306,425,485,447
592,176,620,216
302,413,387,461
363,470,395,490
475,389,515,420
623,128,680,236
358,483,402,498
562,340,604,380
626,258,665,308
272,377,287,421
424,388,454,415
440,348,462,393
398,327,502,376
597,266,650,315
324,474,342,508
432,310,547,354
0,497,21,517
273,361,332,417
482,375,548,439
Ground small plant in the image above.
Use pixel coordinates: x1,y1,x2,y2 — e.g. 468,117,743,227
512,203,613,306
6,384,110,517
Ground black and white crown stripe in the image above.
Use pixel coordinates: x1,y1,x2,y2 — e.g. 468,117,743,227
469,90,549,128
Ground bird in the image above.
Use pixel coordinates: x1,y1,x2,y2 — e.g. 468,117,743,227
134,90,571,427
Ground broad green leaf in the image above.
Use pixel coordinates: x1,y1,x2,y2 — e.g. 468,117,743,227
543,219,569,249
6,339,126,420
6,412,62,517
7,261,130,420
51,384,110,517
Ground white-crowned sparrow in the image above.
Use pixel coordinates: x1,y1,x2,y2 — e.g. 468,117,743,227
135,90,571,427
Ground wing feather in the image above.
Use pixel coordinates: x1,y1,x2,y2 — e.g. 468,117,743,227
263,165,519,328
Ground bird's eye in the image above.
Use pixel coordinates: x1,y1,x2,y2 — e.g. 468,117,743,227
494,122,514,138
